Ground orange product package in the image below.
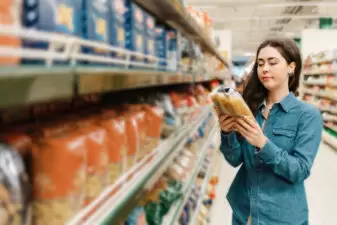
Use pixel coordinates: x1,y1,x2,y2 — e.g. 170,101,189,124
125,105,147,162
0,127,33,156
124,111,140,171
0,0,21,66
32,118,75,139
78,124,109,205
142,105,164,154
31,132,87,225
100,111,127,185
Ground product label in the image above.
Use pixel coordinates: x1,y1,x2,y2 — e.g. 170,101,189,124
136,35,143,51
26,0,38,7
155,28,163,34
56,3,74,31
147,17,154,29
135,8,143,24
114,0,126,15
96,18,107,40
117,27,125,42
148,40,154,53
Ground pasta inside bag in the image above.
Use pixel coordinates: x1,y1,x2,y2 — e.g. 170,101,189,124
210,86,254,120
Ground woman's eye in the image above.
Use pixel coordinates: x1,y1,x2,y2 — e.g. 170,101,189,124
269,62,277,65
258,64,264,67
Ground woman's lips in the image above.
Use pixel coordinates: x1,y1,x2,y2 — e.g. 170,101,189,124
261,76,272,81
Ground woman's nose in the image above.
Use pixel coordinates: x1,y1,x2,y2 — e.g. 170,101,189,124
262,64,270,72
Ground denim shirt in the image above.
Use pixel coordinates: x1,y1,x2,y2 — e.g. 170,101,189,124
220,93,323,225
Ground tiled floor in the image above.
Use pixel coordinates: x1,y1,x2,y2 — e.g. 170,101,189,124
210,143,337,225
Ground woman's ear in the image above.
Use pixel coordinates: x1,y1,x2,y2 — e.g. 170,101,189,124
288,62,296,74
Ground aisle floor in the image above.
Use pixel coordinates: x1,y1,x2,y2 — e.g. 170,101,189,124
210,143,337,225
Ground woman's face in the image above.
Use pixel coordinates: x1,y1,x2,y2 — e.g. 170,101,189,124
257,46,294,92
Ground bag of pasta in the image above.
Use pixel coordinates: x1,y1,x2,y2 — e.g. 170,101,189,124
210,86,254,120
0,144,30,225
31,132,87,225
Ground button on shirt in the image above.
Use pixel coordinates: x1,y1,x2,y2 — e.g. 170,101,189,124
220,93,323,225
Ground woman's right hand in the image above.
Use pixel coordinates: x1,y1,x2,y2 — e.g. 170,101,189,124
214,107,236,132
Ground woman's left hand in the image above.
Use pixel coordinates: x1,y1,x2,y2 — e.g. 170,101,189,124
235,117,268,149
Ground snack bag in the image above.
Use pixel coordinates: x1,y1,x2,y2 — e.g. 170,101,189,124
125,105,147,162
31,132,87,225
100,112,127,185
0,144,30,225
80,126,109,205
210,86,254,120
142,105,164,155
124,112,140,170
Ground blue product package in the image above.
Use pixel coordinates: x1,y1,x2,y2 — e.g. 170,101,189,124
144,12,156,65
125,1,145,67
108,0,127,65
81,0,110,66
125,206,146,225
22,0,82,65
23,0,38,8
155,24,167,71
166,27,179,72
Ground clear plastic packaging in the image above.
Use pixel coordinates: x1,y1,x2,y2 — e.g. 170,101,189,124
142,105,164,156
81,126,109,205
100,112,127,185
210,86,254,120
31,133,87,225
0,144,30,225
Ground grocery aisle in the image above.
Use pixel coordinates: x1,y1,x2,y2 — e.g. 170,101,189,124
210,142,337,225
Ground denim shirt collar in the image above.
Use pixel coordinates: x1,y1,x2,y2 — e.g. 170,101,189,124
257,92,298,113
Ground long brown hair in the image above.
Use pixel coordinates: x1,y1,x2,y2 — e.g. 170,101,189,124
242,38,302,115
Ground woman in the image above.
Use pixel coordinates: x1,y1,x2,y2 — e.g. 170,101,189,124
217,38,323,225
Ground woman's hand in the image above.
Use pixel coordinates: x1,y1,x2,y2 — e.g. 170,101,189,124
214,107,236,132
235,116,267,149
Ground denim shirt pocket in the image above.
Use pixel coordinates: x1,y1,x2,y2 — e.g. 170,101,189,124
272,127,296,150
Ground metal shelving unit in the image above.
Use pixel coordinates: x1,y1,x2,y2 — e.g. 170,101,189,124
133,0,228,67
0,24,227,108
0,1,224,223
303,52,337,150
162,125,217,225
66,107,214,225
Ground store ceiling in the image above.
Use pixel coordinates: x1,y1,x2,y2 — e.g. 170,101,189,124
185,0,337,56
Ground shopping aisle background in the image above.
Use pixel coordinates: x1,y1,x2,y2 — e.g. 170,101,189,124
211,143,337,225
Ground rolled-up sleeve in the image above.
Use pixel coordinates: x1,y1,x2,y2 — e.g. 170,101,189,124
220,132,243,167
256,107,323,184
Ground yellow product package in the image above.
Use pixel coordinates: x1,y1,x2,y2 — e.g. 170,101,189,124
210,86,254,120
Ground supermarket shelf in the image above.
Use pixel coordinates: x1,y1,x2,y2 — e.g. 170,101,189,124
308,57,336,66
302,89,337,102
0,67,75,109
322,130,337,150
303,80,337,87
325,125,337,134
320,107,337,115
323,115,337,122
76,68,195,94
162,125,218,225
0,25,226,108
303,69,337,76
0,67,223,108
207,155,222,225
189,150,214,225
67,106,212,225
132,0,229,67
